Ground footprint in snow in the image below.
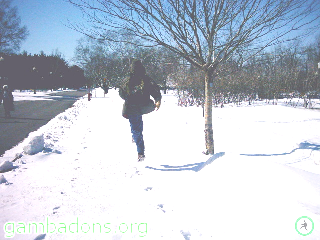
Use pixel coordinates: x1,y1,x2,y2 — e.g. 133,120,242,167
53,206,60,214
180,230,191,240
144,187,153,191
157,204,165,213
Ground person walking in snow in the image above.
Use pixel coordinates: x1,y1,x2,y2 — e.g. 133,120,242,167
0,85,14,118
119,59,162,161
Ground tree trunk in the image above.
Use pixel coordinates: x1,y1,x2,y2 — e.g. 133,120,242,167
204,70,214,155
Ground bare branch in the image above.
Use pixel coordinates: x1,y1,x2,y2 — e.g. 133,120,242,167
67,0,320,71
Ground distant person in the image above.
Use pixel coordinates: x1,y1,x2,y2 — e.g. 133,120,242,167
119,59,161,162
102,81,109,95
0,85,14,118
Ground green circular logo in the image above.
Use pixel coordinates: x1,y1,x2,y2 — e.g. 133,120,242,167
295,216,314,236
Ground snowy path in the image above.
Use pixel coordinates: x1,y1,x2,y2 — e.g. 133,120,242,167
1,89,320,239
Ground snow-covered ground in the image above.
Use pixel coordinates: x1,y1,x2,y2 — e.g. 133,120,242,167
11,89,78,102
1,88,320,240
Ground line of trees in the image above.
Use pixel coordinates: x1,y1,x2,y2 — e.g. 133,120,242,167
220,42,320,100
74,36,180,92
178,38,320,104
0,52,86,91
75,35,320,102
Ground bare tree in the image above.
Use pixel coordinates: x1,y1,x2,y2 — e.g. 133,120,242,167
75,36,178,89
0,0,29,53
68,0,320,154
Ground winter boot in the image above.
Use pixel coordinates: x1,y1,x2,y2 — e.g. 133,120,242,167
138,154,145,162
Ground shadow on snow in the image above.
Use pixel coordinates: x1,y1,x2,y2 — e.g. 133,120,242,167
146,152,225,172
240,141,320,157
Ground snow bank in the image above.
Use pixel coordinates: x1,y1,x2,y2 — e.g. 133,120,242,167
0,96,89,163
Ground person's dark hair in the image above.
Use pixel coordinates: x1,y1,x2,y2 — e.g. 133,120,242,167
129,59,146,89
130,59,146,76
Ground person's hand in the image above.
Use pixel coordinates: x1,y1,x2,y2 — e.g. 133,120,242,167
155,101,161,110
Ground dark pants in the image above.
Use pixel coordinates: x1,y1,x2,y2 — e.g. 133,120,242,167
128,115,145,155
3,102,12,118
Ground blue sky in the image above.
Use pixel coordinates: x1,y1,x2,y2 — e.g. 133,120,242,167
11,0,320,66
12,0,85,64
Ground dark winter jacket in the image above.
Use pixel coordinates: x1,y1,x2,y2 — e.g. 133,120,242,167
0,90,14,111
119,75,161,118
